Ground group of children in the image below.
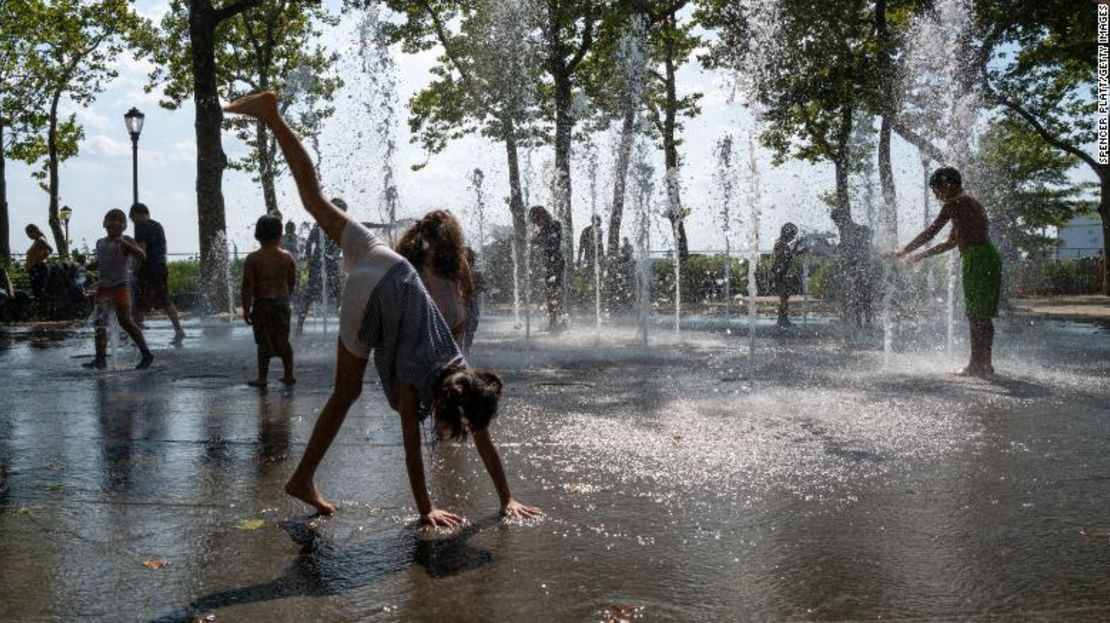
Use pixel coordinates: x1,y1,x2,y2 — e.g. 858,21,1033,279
79,88,1000,528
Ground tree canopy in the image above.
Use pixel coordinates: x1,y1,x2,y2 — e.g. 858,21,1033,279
148,0,341,218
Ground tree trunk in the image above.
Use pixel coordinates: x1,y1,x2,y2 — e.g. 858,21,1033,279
257,119,279,217
875,0,897,248
0,110,9,262
46,89,67,258
191,0,231,313
553,69,574,267
609,107,635,257
661,11,688,259
878,114,897,246
504,128,528,313
833,106,854,236
1101,169,1110,295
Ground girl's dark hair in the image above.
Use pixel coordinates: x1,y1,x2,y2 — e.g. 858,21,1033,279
396,210,474,303
104,208,127,222
528,205,552,225
432,367,504,440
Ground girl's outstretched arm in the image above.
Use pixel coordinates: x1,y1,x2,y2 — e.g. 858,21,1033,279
224,92,348,243
398,384,464,527
471,429,543,519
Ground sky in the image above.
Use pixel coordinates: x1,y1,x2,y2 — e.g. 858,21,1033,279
5,0,1096,259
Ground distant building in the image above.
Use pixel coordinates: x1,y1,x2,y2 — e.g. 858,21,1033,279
1056,215,1104,259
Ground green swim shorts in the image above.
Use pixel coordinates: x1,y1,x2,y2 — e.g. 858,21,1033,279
961,243,1002,320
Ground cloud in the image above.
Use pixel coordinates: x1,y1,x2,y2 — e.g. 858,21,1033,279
76,108,115,132
82,134,132,159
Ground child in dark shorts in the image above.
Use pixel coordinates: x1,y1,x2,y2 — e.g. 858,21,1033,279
242,215,297,388
130,203,186,344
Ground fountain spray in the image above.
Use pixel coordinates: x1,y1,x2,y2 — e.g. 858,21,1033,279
714,135,736,322
745,133,762,356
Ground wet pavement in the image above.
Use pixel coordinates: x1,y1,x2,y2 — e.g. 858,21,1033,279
1,314,1110,621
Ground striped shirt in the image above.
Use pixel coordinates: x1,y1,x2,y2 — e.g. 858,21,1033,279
338,220,466,409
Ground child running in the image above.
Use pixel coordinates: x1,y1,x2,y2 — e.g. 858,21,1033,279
894,167,1002,377
242,214,297,388
225,91,541,526
84,209,154,370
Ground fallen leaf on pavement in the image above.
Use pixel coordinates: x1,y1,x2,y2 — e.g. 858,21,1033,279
236,518,267,531
141,558,170,569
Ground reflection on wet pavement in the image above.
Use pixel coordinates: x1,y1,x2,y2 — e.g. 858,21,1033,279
2,316,1110,620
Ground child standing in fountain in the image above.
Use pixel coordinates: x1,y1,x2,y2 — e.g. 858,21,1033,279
771,222,802,328
396,210,473,347
530,205,566,332
242,214,297,388
894,167,1002,377
84,209,154,370
225,91,540,526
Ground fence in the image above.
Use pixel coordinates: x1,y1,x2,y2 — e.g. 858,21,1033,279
1013,254,1105,296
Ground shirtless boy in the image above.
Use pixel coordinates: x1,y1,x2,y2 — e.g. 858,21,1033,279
894,167,1002,377
242,214,297,388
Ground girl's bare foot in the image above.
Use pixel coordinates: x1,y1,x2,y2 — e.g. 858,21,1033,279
285,479,336,515
224,91,278,120
279,376,296,386
247,378,267,388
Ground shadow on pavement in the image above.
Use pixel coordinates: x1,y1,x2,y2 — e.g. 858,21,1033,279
152,515,500,622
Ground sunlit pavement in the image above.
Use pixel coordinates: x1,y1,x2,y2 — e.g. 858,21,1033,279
2,314,1109,621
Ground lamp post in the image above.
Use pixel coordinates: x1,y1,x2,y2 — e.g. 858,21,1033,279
124,107,145,205
59,205,72,257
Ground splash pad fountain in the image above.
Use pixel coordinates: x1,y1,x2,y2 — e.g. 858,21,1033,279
3,2,1107,622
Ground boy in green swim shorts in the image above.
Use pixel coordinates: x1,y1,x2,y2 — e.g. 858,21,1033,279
894,167,1002,377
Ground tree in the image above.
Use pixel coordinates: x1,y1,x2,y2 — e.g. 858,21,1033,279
145,0,263,311
580,10,648,257
17,0,147,258
223,1,339,218
587,1,701,257
971,117,1094,256
699,0,875,239
643,2,701,259
583,2,701,259
381,0,544,311
538,0,601,266
0,0,50,261
151,0,339,220
973,0,1106,293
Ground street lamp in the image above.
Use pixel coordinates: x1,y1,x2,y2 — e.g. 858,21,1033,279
59,205,72,255
124,107,145,205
